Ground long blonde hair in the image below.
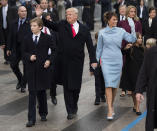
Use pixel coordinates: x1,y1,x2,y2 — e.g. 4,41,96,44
126,5,139,21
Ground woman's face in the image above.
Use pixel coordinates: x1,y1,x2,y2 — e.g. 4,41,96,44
108,16,118,27
149,10,156,19
128,8,136,18
136,35,143,45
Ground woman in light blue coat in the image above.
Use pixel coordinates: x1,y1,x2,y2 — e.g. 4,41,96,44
96,12,136,120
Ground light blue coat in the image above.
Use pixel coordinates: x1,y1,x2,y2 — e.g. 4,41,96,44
96,26,136,88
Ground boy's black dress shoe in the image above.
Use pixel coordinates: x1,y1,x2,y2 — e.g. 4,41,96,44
41,116,47,121
26,121,35,127
16,82,21,90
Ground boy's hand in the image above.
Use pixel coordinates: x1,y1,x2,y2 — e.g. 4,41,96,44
44,60,50,68
30,55,36,61
90,72,94,76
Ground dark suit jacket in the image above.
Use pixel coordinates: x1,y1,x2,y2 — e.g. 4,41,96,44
0,5,18,43
42,18,97,90
113,0,127,15
7,18,31,60
142,18,154,45
137,5,148,22
22,32,56,91
118,19,142,48
151,17,157,39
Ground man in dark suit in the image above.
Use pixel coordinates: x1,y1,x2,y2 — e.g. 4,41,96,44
0,0,18,64
7,6,31,92
36,7,97,120
142,7,156,45
114,0,127,15
48,0,59,22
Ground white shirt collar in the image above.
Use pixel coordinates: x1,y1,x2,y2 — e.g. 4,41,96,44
71,21,79,35
32,32,41,42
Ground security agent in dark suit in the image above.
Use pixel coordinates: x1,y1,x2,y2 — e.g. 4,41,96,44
36,7,97,120
7,6,31,92
142,7,156,45
0,0,18,64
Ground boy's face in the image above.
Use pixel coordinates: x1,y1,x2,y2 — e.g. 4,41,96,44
31,22,42,34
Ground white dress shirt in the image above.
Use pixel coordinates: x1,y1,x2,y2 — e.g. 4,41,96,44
148,18,152,27
140,6,143,18
43,9,48,13
72,21,79,35
120,15,125,21
2,4,8,29
41,26,51,35
32,32,41,43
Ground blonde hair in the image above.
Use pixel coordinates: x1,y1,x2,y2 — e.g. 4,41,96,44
30,17,43,27
66,7,78,15
126,5,139,21
146,38,157,47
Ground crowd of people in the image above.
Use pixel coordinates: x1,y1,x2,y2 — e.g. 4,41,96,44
0,0,157,130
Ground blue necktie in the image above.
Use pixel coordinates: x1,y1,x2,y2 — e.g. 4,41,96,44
34,36,38,45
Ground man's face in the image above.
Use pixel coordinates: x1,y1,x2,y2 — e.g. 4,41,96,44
119,6,126,16
0,0,8,6
66,10,77,24
18,7,27,19
40,0,48,10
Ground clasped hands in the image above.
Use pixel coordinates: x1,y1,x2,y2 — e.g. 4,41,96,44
30,55,50,68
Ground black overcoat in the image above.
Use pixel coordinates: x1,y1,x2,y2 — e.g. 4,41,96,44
22,32,56,91
135,46,157,131
120,46,144,91
42,19,96,90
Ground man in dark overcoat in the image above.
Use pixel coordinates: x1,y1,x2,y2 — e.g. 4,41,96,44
135,46,157,131
36,7,97,120
7,6,31,92
0,0,18,64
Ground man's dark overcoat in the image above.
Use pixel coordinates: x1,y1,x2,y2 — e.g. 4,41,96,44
42,19,96,90
135,46,157,131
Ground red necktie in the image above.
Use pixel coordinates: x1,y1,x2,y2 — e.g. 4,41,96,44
71,24,76,37
44,27,47,34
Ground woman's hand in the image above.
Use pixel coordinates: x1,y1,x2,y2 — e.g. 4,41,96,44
124,43,132,50
44,60,50,68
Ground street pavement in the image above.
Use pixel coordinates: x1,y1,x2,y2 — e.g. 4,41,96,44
0,21,147,131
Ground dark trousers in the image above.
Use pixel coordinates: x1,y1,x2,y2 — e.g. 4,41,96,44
28,90,48,122
50,85,57,97
10,55,26,87
2,28,9,61
64,88,80,114
94,67,105,98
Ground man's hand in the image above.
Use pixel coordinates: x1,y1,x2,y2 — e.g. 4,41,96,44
124,44,132,49
136,93,144,103
35,5,43,17
7,50,11,56
30,55,36,61
91,63,97,69
0,44,5,49
44,60,50,68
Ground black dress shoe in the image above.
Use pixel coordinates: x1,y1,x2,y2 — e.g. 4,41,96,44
136,112,142,115
21,88,26,93
26,121,35,127
67,114,75,120
51,96,57,105
94,97,100,105
73,107,78,115
41,116,47,121
101,96,106,102
4,61,9,65
16,82,21,90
